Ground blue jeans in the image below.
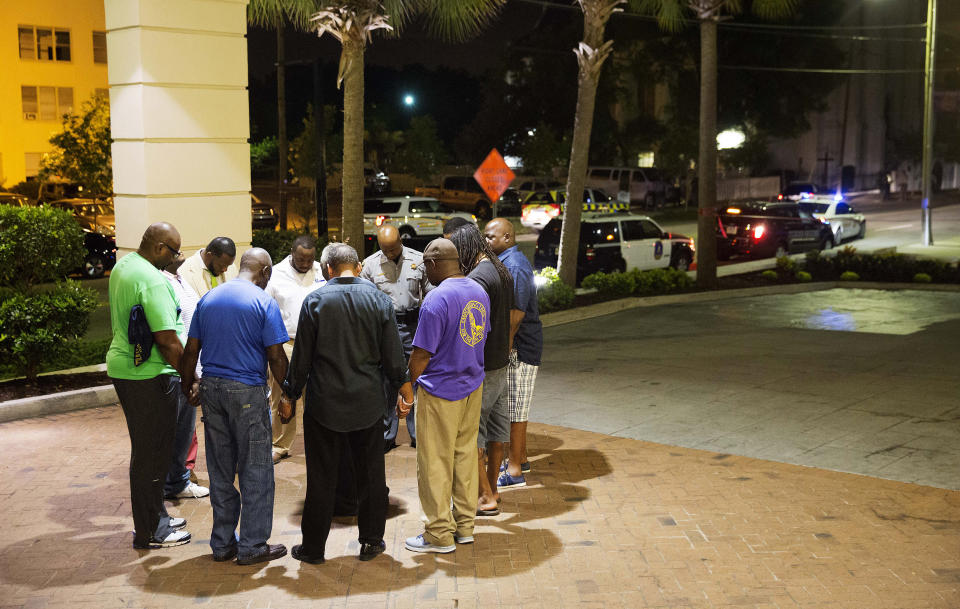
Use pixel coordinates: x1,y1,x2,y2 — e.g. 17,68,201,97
200,377,275,560
164,387,194,496
384,319,416,446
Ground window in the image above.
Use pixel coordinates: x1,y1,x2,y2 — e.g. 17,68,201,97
55,30,70,61
37,28,53,60
640,219,663,239
409,200,445,214
21,86,74,121
18,27,35,59
836,202,852,215
582,222,620,245
93,31,107,63
24,153,42,178
622,220,663,241
363,200,401,214
590,169,610,179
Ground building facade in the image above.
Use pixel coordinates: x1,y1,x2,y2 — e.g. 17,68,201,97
0,0,108,186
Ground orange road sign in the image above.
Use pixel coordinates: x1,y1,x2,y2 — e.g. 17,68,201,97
473,149,515,204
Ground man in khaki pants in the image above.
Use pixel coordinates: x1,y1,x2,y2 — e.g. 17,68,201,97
402,239,490,553
265,236,325,463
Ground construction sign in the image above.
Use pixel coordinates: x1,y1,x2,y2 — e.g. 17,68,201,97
473,148,515,204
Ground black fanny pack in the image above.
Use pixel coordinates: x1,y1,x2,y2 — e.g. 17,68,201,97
128,305,153,366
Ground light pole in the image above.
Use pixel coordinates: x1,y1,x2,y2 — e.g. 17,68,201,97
920,0,937,246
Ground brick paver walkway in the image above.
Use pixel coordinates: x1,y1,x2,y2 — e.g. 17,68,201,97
1,406,957,609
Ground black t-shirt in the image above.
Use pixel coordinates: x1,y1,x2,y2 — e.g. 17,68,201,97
468,258,514,371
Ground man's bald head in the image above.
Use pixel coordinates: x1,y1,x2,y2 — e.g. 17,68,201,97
377,224,403,261
483,217,514,255
238,247,273,289
422,238,462,285
138,222,182,269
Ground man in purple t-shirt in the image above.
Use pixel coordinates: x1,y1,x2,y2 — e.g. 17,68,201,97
403,239,490,554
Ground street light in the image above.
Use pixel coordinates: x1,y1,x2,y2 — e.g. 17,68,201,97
920,0,937,246
403,94,415,107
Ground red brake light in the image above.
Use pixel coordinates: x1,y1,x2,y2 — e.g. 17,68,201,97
548,205,560,217
585,247,596,260
753,225,766,240
777,194,783,200
376,215,386,226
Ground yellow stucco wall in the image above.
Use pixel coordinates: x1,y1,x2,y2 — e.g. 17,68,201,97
0,0,108,187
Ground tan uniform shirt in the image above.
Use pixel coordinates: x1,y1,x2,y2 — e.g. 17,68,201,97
360,246,431,312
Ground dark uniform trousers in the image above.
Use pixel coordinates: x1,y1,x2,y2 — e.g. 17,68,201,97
383,309,417,449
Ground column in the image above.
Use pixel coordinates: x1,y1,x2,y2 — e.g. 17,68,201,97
105,0,251,256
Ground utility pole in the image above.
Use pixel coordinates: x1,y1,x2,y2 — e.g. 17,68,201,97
921,0,937,246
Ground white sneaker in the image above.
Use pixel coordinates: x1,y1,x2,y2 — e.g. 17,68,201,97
168,481,209,499
134,529,191,549
169,517,187,530
454,534,474,544
405,534,455,553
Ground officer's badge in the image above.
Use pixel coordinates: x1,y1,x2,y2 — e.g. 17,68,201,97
411,263,417,270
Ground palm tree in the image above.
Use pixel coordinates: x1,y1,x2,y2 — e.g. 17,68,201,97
250,1,505,248
556,0,625,288
639,0,797,289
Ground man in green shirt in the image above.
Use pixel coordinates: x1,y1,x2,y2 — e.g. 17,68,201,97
107,222,193,549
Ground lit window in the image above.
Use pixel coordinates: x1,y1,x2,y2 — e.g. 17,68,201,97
93,31,107,63
25,153,42,178
21,86,39,117
37,28,53,60
637,152,655,168
55,30,71,61
18,26,35,60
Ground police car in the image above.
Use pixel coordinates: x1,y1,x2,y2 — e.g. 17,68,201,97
521,187,628,232
534,213,695,282
716,201,834,260
363,196,476,242
798,198,866,245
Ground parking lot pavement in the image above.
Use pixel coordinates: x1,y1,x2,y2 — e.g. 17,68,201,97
533,286,960,491
1,406,958,608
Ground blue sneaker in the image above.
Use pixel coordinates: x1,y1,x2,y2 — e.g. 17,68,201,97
497,471,526,488
499,460,531,474
405,534,455,553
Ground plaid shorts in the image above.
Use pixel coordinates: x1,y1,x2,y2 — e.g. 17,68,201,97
507,350,539,423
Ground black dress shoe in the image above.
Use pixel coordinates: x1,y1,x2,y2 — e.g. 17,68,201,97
292,544,325,564
359,540,386,561
213,546,238,562
236,543,287,565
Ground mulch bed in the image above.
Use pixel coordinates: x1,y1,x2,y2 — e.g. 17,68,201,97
0,372,111,402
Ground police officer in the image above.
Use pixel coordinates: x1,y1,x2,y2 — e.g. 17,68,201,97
360,224,431,451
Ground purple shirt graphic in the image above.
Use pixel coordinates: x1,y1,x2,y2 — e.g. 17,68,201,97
413,277,490,401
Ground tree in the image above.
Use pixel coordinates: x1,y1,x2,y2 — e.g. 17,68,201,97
39,95,112,195
394,115,448,180
249,0,506,248
639,0,798,289
556,0,625,288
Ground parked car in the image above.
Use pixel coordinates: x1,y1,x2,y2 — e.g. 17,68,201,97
37,180,85,205
496,187,523,216
716,201,834,260
363,196,476,242
49,198,115,237
364,166,391,195
514,179,563,201
778,182,826,201
80,232,117,279
534,213,695,283
0,192,31,207
798,199,866,244
414,175,492,219
251,194,279,230
520,188,624,232
585,166,667,208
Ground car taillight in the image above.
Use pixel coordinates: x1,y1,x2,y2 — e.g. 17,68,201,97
585,247,596,260
753,225,766,240
376,215,386,226
548,205,560,217
777,194,784,200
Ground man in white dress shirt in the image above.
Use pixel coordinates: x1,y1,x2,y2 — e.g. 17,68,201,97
180,237,238,299
265,235,326,463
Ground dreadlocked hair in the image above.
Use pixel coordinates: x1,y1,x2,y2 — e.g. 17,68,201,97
449,224,513,287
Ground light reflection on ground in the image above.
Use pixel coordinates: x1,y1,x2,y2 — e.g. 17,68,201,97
714,288,960,335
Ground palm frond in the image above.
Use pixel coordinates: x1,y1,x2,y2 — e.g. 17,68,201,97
248,0,327,30
631,0,686,32
750,0,798,20
409,0,506,43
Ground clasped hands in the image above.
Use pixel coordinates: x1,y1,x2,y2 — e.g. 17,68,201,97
395,382,414,418
278,394,296,424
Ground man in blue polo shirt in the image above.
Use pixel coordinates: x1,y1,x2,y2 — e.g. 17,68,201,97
181,248,291,566
404,238,490,554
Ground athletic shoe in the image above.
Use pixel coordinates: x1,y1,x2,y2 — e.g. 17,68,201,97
359,540,386,561
167,481,209,499
169,517,187,530
499,460,531,474
497,471,526,489
454,534,474,544
133,529,191,549
404,534,454,554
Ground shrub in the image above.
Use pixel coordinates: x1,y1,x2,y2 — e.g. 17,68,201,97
0,281,99,380
796,271,812,282
914,272,932,283
0,205,85,288
775,255,798,276
252,228,325,266
631,267,693,295
582,270,636,298
760,270,779,281
840,271,860,281
803,246,960,283
535,267,575,313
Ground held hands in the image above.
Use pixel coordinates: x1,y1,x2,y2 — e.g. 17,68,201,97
279,395,295,424
395,382,414,418
185,381,201,406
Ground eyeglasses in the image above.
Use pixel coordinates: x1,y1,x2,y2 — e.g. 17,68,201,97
159,242,182,258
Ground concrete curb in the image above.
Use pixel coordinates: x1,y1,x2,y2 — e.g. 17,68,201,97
0,384,117,424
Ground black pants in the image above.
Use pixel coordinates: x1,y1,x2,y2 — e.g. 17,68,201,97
301,414,386,556
113,374,179,546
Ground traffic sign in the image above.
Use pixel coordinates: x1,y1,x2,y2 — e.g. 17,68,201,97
473,149,515,205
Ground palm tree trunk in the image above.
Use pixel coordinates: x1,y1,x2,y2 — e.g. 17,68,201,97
340,37,365,248
276,17,288,230
696,17,719,289
557,70,601,287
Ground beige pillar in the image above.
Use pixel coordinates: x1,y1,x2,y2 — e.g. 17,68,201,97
105,0,251,256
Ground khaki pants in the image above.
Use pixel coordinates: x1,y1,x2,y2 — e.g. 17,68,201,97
415,384,482,546
269,340,300,456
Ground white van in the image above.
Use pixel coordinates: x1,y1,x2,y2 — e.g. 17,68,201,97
585,166,666,209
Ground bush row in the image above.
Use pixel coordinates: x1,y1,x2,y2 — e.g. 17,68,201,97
760,247,960,284
582,267,694,299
